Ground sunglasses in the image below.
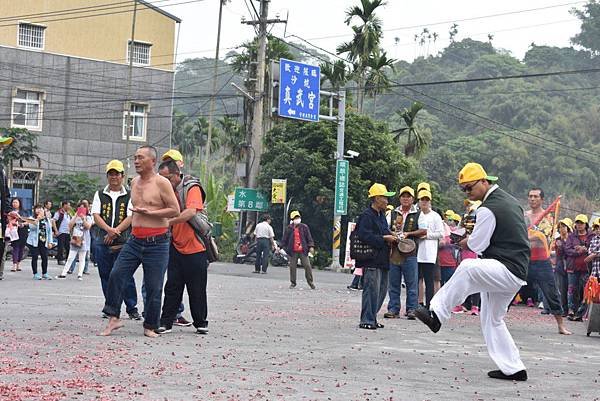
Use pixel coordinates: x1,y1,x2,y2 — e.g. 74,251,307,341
460,181,480,193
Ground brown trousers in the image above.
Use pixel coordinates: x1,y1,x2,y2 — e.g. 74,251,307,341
289,252,314,286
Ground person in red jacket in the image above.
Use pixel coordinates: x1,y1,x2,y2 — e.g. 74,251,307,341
564,214,593,321
282,210,316,289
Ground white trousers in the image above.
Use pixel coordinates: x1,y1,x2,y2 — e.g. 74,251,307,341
61,248,87,277
430,258,527,375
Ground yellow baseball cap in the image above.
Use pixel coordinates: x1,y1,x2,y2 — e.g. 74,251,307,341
451,213,462,222
444,209,455,217
417,190,432,200
0,136,14,147
162,149,183,162
417,182,430,192
558,218,573,230
290,210,301,219
105,159,124,173
368,183,396,198
458,162,498,184
398,186,415,197
575,214,588,224
592,217,600,227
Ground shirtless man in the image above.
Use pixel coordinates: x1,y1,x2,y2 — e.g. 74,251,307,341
524,187,571,335
100,146,180,338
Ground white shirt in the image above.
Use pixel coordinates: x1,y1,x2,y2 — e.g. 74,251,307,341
467,185,498,255
254,221,274,239
417,209,444,263
91,185,133,226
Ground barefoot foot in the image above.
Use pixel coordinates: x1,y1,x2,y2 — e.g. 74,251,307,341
99,317,124,336
559,326,572,335
144,328,159,338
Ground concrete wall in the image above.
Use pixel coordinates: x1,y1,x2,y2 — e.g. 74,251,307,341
0,46,173,179
0,0,178,71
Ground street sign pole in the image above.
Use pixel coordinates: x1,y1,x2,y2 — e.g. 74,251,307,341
330,92,346,270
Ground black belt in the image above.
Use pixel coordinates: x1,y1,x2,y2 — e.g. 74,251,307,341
132,233,170,243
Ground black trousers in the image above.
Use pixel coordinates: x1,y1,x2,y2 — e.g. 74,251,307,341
160,245,208,329
419,262,435,308
29,243,48,275
57,233,70,262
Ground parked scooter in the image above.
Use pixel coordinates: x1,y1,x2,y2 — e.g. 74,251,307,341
233,233,257,264
271,241,289,267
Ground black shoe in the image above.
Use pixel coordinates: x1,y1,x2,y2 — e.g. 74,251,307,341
252,270,260,274
406,310,416,320
155,326,172,334
376,323,384,328
358,323,377,330
128,311,142,320
173,316,193,327
383,312,400,319
196,326,209,335
487,369,527,381
347,285,359,291
568,315,583,322
289,284,296,289
309,284,316,290
414,306,441,333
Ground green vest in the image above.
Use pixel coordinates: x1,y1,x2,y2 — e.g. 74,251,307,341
481,187,530,281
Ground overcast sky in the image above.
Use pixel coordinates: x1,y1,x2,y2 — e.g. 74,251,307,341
158,0,585,64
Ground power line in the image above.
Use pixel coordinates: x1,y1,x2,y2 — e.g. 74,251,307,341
303,1,585,42
401,84,598,160
0,0,177,22
0,0,202,28
390,87,597,166
274,33,599,162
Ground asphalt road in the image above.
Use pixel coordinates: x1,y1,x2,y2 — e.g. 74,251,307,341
0,259,598,401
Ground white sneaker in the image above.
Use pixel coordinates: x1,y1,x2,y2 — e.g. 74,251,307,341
77,276,83,281
538,302,544,309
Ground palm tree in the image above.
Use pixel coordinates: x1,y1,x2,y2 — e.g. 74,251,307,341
365,50,395,111
391,102,428,157
320,60,349,111
336,0,387,112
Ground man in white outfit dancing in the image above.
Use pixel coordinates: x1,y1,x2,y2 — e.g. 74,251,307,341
415,162,530,381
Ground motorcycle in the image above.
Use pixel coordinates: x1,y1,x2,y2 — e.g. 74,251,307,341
271,242,289,267
233,234,257,264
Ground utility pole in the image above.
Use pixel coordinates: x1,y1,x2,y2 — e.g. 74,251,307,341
242,0,285,189
331,92,346,270
204,0,225,180
246,0,268,189
125,0,138,179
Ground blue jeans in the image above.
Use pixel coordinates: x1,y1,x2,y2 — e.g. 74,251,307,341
568,271,588,318
440,266,455,286
255,238,271,272
527,260,563,315
102,235,170,330
387,256,418,314
360,267,389,326
95,242,138,315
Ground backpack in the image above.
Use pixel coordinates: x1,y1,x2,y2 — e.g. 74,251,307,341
349,215,376,261
56,209,65,229
178,175,219,263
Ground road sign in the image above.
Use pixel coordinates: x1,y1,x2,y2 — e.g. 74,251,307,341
271,179,287,204
233,188,269,211
278,58,320,122
334,160,349,215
